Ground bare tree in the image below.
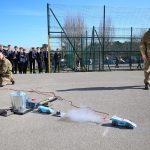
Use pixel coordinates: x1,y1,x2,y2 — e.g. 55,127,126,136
62,14,86,55
61,14,86,70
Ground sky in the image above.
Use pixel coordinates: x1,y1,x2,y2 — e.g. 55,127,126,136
0,0,150,49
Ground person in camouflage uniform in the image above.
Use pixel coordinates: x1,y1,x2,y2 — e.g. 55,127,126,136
0,51,15,87
140,28,150,90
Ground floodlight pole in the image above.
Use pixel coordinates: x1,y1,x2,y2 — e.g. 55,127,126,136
47,3,51,73
130,27,133,70
102,5,105,70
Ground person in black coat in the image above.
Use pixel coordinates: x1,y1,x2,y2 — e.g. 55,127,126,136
36,47,44,73
54,50,61,73
28,47,37,73
12,46,19,74
43,47,48,73
19,48,28,74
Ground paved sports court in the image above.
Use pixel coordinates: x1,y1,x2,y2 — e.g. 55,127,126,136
0,71,150,150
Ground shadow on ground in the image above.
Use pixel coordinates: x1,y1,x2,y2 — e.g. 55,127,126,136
57,85,144,92
101,123,133,130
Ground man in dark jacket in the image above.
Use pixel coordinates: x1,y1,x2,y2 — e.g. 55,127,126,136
54,50,61,73
28,47,36,73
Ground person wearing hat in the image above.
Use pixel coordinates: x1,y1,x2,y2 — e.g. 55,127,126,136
140,28,150,90
0,51,15,87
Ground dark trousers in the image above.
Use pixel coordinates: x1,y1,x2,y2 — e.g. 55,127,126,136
18,62,23,74
37,61,43,73
23,62,28,74
44,59,48,73
54,61,60,73
30,59,36,73
13,61,18,74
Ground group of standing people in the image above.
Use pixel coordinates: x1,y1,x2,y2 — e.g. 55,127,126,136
0,44,62,87
0,45,62,74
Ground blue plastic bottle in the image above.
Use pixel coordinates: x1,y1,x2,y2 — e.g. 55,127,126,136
38,106,55,114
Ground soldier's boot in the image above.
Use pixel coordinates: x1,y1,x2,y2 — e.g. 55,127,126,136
10,79,15,85
144,83,149,90
11,80,15,85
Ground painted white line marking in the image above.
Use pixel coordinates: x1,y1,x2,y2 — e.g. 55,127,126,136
102,127,109,137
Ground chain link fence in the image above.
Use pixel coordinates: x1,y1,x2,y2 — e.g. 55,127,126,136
48,4,149,72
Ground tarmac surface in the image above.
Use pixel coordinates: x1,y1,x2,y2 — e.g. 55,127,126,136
0,71,150,150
